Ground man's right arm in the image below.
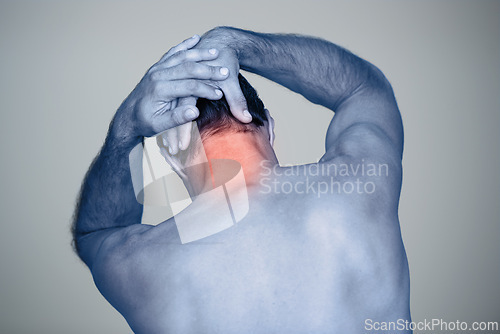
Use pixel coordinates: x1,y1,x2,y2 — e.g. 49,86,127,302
199,27,403,165
72,36,228,268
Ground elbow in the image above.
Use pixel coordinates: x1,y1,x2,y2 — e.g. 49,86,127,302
70,220,103,269
70,216,84,261
364,62,395,95
71,230,93,267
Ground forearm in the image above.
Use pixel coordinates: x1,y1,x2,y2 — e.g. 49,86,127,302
201,27,402,152
73,110,143,255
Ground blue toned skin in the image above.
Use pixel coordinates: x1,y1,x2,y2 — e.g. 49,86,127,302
72,35,229,265
73,27,410,333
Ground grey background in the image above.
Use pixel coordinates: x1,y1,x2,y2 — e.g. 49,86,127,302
0,1,498,332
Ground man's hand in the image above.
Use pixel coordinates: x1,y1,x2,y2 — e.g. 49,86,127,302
157,31,252,157
195,29,252,124
117,35,230,139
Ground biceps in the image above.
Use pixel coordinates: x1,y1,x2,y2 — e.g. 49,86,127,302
324,79,403,157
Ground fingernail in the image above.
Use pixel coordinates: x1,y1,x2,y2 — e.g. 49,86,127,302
220,67,229,76
178,140,183,150
162,136,167,146
192,34,200,39
168,146,173,155
243,109,251,119
185,107,197,119
215,89,223,96
209,48,217,55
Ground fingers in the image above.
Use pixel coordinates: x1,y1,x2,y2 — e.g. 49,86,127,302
165,127,180,155
158,145,188,180
161,48,220,69
177,123,192,151
152,103,199,135
160,34,200,62
221,77,251,123
157,127,176,155
160,97,196,154
151,61,229,82
177,97,197,151
161,79,223,101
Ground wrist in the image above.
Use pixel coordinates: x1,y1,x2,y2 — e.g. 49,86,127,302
200,27,262,71
200,26,236,47
200,27,244,56
108,104,143,149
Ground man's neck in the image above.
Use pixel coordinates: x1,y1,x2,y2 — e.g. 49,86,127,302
186,131,278,196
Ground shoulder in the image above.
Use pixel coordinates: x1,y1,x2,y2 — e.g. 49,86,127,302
89,222,179,312
90,222,178,286
274,155,401,217
75,223,153,271
322,154,402,209
92,221,179,271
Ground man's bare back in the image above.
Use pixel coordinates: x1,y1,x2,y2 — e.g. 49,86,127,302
73,27,410,333
92,162,409,333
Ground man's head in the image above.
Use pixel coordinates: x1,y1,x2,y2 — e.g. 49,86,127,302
163,74,277,192
195,74,271,140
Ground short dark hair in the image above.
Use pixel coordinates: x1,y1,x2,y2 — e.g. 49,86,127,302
195,74,266,137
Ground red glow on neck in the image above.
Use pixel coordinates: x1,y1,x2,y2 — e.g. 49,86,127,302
202,132,267,184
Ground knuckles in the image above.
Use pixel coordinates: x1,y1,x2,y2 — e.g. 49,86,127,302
149,69,162,81
183,79,199,92
166,49,189,66
151,81,163,96
182,61,198,75
130,43,229,136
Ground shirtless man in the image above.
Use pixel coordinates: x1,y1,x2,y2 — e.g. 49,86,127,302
72,27,410,333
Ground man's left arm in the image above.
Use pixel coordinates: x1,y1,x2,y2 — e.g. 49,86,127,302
72,35,229,268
